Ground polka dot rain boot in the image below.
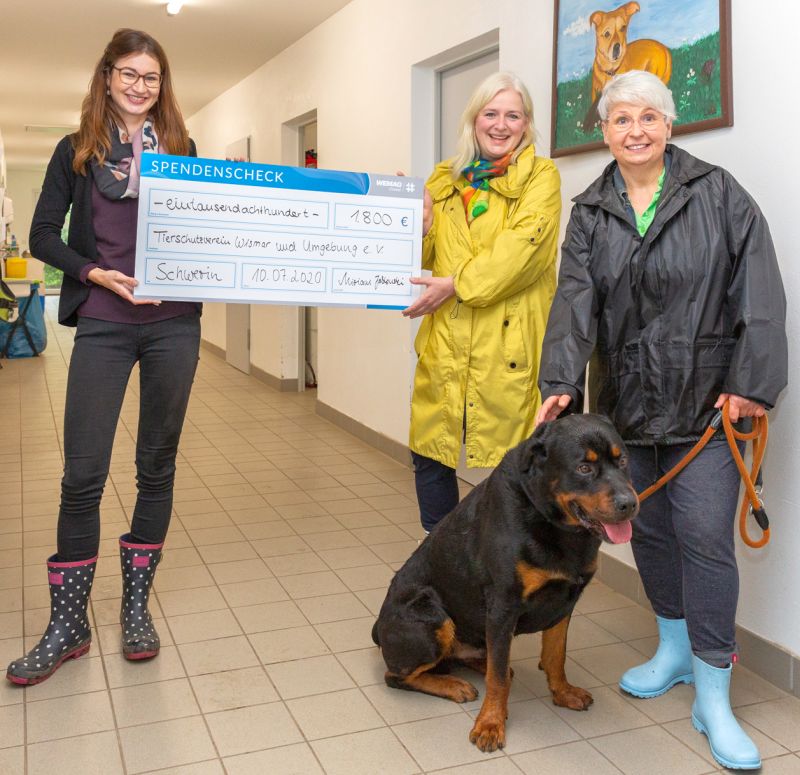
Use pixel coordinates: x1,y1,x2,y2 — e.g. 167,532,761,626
6,554,96,685
119,534,163,660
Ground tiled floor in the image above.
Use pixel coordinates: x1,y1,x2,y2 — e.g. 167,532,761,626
1,300,799,774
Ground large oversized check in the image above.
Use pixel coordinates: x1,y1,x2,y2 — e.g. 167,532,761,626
134,154,423,308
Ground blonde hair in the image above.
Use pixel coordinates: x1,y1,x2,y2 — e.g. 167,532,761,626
450,71,535,179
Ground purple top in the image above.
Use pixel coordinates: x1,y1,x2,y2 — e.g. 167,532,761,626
77,185,200,324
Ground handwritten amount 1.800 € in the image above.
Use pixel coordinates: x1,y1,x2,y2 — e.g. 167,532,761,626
246,265,325,291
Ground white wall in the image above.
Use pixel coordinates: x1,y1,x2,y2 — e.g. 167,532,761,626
186,0,800,657
5,168,44,252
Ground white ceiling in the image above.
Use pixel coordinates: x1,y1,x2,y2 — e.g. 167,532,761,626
1,0,352,170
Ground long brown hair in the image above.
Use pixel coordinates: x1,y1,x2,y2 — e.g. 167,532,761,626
72,28,190,175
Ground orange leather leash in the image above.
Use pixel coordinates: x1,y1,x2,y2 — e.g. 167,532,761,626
637,401,770,548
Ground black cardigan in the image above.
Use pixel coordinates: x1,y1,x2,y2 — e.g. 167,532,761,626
30,135,197,326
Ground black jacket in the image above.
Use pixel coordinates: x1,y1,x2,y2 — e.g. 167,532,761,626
30,134,197,326
539,145,787,445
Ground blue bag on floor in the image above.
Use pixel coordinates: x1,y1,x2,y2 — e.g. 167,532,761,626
0,285,47,358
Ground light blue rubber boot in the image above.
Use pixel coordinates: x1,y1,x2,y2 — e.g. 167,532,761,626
619,616,694,698
691,656,761,770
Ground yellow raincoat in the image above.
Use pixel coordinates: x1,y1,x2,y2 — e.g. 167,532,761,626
409,145,561,469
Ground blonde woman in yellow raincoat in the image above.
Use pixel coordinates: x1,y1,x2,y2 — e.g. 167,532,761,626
403,71,561,533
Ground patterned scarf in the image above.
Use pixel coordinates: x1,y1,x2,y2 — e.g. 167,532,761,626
460,152,513,223
92,118,159,200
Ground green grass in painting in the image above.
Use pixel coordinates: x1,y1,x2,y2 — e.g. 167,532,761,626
554,32,723,151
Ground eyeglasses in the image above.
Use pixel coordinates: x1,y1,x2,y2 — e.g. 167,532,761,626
110,66,162,89
604,112,666,132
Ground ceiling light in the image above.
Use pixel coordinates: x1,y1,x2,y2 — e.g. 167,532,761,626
166,1,184,15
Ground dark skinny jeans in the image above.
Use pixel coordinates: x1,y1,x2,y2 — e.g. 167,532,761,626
58,314,200,560
628,436,744,667
411,451,460,533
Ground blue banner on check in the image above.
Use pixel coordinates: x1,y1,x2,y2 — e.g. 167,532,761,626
134,154,424,308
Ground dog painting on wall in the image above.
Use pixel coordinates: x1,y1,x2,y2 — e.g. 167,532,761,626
551,0,732,156
583,1,672,129
371,414,639,752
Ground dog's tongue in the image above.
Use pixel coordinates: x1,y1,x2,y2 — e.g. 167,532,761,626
602,521,633,544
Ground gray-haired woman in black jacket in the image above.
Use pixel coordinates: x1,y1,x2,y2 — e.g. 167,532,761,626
537,71,786,771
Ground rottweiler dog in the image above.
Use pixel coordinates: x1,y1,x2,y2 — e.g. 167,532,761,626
372,414,638,752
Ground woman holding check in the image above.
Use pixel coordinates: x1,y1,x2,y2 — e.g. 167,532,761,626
404,71,561,533
537,71,787,769
7,29,200,685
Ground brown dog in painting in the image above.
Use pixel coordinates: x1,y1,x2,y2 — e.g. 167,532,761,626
371,414,639,752
584,1,672,130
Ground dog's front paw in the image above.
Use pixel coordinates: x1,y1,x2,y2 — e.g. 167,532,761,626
469,717,506,752
552,683,593,710
449,677,479,703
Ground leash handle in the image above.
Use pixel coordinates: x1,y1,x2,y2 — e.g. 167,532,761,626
720,403,770,548
637,400,770,549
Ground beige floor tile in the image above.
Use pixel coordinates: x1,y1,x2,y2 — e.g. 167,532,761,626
238,521,297,540
316,545,382,570
111,677,200,727
26,689,115,743
302,530,362,551
155,564,216,592
615,682,694,723
187,525,246,546
370,540,417,564
190,666,278,712
207,558,272,585
263,552,329,577
0,746,23,775
27,730,124,775
157,586,228,616
392,713,505,771
354,587,386,614
104,645,187,688
248,625,330,664
169,608,243,644
223,742,323,775
21,653,107,701
286,687,384,739
179,635,259,675
565,615,622,650
429,758,524,774
0,704,24,748
333,511,391,528
139,758,225,774
549,686,652,738
218,578,288,607
731,665,788,706
160,547,204,569
586,606,659,642
362,682,465,725
296,592,371,624
206,701,303,756
592,725,711,775
266,654,356,699
250,536,311,558
311,726,421,775
512,739,624,774
118,715,217,774
731,696,800,751
197,541,258,564
279,570,347,599
232,600,309,634
569,642,652,684
315,616,376,652
350,525,411,544
0,610,22,638
336,563,394,592
758,755,800,774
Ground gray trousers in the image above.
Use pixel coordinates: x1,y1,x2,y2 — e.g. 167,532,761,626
628,436,743,667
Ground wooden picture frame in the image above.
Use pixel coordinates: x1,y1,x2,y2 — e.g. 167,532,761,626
550,0,732,157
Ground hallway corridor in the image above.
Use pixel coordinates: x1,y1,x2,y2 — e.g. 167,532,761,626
1,301,799,774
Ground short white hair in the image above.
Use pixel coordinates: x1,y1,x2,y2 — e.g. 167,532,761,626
597,70,677,122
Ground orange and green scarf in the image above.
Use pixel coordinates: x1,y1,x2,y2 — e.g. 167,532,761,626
461,152,512,223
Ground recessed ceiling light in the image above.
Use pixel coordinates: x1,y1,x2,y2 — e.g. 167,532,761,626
166,1,184,15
